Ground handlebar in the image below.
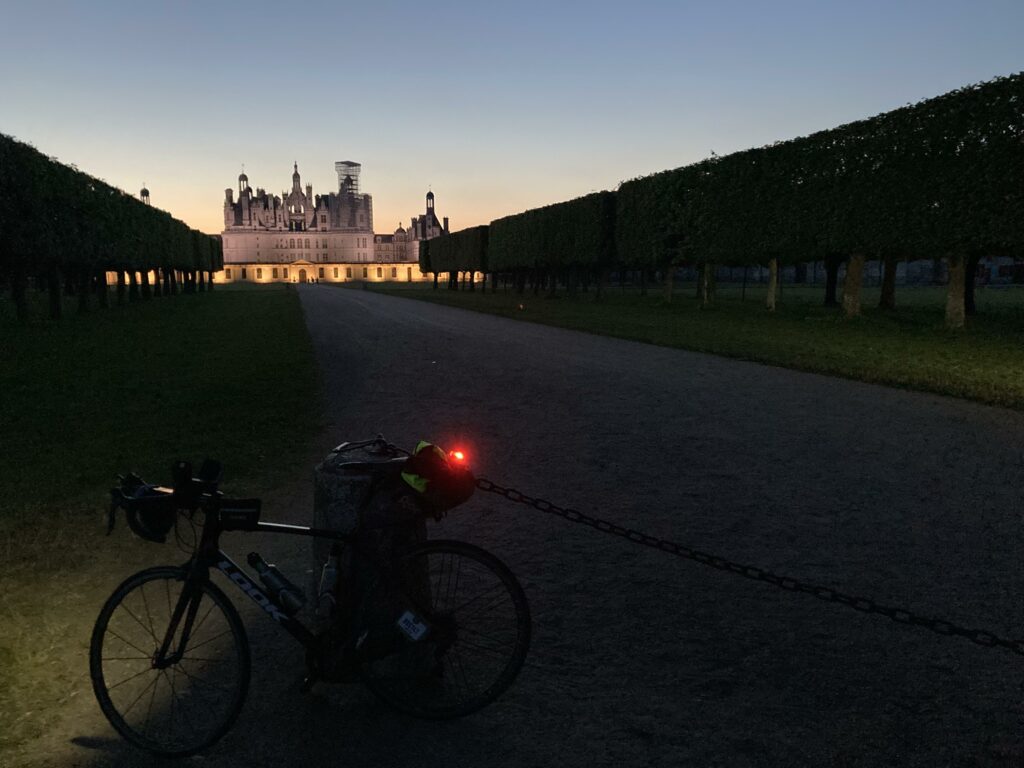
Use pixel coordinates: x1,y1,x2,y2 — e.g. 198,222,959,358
108,458,224,540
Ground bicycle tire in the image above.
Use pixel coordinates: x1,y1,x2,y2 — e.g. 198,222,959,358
356,539,531,719
90,566,251,757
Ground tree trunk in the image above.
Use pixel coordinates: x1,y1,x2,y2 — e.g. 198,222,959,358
468,271,475,292
198,269,207,293
824,256,841,306
77,269,90,314
879,253,897,310
766,258,778,312
946,253,966,329
432,272,439,290
169,269,178,295
662,263,674,304
140,269,152,299
206,271,214,291
116,271,127,305
96,270,109,308
48,266,62,319
11,267,29,322
128,271,140,302
699,262,715,309
964,253,980,316
842,253,865,318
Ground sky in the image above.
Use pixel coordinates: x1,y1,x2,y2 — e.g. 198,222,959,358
1,0,1022,235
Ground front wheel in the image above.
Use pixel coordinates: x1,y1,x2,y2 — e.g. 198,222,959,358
89,566,251,757
357,540,531,718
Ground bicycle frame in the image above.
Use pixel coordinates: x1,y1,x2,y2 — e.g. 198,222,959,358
155,505,359,667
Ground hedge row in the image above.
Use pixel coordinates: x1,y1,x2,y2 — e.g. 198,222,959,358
420,225,489,275
616,73,1024,268
1,133,222,320
421,72,1023,324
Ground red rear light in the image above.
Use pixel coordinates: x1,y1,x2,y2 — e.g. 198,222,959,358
450,450,466,463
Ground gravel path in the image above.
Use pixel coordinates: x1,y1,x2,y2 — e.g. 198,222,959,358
34,285,1024,767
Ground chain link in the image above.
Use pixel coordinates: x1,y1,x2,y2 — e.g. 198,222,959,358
476,477,1024,657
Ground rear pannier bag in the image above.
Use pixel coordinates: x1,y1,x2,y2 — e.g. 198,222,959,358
312,438,427,622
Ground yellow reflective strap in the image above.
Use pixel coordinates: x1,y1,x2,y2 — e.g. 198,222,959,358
401,471,429,493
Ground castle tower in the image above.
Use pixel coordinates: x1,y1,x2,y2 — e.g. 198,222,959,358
140,184,150,205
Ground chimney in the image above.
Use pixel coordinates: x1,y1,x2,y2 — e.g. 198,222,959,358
443,216,449,233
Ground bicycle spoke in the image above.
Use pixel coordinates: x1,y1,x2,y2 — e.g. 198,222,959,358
105,628,154,658
449,646,474,698
450,582,508,617
453,624,518,652
139,583,159,647
167,666,203,745
142,670,161,735
107,666,156,692
118,602,160,648
174,664,234,694
188,599,217,642
453,637,518,659
103,655,153,661
446,555,463,611
119,675,159,718
164,578,174,621
183,628,233,654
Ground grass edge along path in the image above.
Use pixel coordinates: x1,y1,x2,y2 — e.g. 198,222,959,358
0,285,322,756
367,282,1024,411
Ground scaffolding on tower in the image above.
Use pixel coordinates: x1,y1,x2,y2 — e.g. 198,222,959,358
335,161,361,196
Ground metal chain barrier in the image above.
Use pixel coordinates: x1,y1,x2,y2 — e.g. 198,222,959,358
476,477,1024,658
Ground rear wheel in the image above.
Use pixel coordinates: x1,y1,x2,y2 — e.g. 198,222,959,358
89,567,250,757
357,540,531,718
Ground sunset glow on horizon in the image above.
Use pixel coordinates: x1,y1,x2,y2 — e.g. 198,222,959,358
2,0,1022,235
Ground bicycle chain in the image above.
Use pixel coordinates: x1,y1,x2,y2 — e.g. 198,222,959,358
476,477,1024,657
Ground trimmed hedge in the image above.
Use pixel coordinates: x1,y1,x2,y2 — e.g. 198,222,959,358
427,225,489,274
1,133,222,317
618,72,1024,267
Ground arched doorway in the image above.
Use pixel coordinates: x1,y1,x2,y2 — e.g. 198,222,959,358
298,269,307,284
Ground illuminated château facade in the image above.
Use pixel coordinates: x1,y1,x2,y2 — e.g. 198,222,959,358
216,161,446,284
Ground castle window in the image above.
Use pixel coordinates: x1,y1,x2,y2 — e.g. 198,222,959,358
377,267,382,278
346,267,352,278
290,239,295,248
256,268,262,279
362,268,367,278
283,268,289,279
241,268,247,279
333,268,338,278
320,215,326,224
272,268,279,278
407,268,412,281
391,268,397,278
225,268,232,279
319,268,325,278
305,239,310,249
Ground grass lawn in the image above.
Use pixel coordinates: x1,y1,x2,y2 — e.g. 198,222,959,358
368,280,1024,410
0,284,321,754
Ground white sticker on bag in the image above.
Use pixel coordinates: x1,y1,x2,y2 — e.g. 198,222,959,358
397,610,428,641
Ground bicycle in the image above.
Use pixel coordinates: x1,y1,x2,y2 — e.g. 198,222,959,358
90,442,532,757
